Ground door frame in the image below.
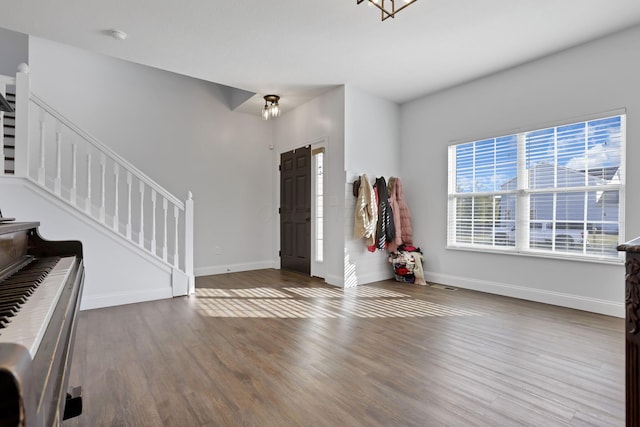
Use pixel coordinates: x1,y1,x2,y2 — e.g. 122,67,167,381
310,138,327,279
277,137,327,279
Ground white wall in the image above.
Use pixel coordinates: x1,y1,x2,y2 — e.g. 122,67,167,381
272,87,345,285
27,37,274,277
344,85,401,285
401,25,640,316
0,27,28,77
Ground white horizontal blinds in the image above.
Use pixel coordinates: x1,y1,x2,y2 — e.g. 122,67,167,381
449,136,517,248
448,114,624,260
524,116,623,256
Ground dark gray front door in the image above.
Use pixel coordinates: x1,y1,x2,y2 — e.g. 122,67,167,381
280,147,311,274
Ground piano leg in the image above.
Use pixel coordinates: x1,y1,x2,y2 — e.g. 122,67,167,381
63,386,83,420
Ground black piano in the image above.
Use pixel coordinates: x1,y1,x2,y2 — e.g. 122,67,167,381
0,221,84,426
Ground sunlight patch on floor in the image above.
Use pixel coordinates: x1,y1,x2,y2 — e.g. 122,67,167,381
283,287,407,299
323,298,482,318
196,298,274,317
195,288,233,297
227,288,292,298
194,285,483,319
249,299,343,319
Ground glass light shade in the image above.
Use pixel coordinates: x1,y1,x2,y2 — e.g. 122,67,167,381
262,105,270,120
270,103,281,118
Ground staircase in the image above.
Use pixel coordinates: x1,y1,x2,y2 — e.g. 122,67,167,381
0,64,194,305
2,92,15,174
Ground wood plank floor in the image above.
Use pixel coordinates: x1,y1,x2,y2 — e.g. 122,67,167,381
64,269,625,426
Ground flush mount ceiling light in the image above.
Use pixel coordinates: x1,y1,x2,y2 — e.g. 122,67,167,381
357,0,418,21
262,95,281,120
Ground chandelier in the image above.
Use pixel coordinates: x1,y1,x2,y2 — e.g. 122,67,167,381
262,95,281,120
357,0,418,21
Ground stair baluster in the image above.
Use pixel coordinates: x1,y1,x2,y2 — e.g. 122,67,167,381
126,172,132,239
86,153,92,214
54,130,62,195
70,143,77,205
38,114,45,185
150,189,157,256
173,205,180,268
113,163,119,232
139,181,145,246
162,198,168,262
99,154,106,222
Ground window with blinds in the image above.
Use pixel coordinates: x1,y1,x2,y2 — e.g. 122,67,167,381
447,114,625,261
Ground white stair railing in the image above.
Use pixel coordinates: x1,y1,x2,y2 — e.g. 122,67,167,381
10,64,194,294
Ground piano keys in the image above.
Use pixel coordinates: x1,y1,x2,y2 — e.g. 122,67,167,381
1,257,76,356
0,221,84,426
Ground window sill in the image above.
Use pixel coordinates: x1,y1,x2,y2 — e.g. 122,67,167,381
446,244,625,265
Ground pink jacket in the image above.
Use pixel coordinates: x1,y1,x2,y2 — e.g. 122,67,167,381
387,177,413,252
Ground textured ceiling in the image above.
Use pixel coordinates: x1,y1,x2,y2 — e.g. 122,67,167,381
2,0,640,115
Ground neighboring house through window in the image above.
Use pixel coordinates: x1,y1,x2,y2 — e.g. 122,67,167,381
447,114,625,261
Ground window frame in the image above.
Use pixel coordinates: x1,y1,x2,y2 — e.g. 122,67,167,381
447,112,626,264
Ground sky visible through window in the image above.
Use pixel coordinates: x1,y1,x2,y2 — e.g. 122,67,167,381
455,116,622,193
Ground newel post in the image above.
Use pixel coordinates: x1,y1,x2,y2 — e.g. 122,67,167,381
14,63,30,177
185,191,194,294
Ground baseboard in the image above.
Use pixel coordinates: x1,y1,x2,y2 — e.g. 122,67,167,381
425,271,624,318
195,260,274,277
327,271,393,288
352,270,394,286
81,287,173,311
325,273,344,287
